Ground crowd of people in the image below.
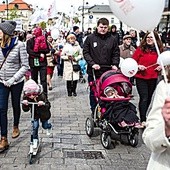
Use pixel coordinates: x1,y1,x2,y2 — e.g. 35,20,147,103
0,17,170,169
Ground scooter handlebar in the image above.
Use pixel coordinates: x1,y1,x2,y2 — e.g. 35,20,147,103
21,101,45,105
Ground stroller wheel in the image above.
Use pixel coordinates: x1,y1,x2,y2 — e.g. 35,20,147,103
128,132,138,147
85,117,94,137
100,132,111,149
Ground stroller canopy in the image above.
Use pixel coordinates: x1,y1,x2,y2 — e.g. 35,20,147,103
99,70,132,91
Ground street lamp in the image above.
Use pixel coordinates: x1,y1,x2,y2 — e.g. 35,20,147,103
3,0,9,20
82,1,88,33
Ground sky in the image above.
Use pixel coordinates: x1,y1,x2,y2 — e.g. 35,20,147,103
24,0,109,13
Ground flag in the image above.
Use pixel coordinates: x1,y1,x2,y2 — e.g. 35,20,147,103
47,0,57,19
29,7,48,25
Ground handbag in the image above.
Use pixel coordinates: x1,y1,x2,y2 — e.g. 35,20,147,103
52,54,58,65
73,64,81,72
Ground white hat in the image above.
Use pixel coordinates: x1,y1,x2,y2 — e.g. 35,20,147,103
23,79,40,94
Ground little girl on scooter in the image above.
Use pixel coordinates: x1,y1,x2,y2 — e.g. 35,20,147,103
22,79,52,149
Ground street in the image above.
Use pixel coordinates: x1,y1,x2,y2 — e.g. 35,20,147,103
0,72,150,170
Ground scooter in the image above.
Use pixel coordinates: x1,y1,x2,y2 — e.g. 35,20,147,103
22,101,44,164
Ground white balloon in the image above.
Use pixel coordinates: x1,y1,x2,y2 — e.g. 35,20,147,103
120,58,138,77
108,0,165,31
64,44,75,56
157,51,170,66
51,28,59,40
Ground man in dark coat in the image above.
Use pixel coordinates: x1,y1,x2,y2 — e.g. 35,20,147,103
83,18,120,115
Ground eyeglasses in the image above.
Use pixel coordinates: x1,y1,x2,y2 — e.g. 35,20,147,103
25,93,38,97
146,36,153,39
99,26,108,29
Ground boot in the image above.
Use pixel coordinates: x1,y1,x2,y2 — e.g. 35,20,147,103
0,137,9,153
72,80,77,97
67,81,72,96
12,126,20,138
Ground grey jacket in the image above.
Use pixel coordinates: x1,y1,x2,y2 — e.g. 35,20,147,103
0,37,29,84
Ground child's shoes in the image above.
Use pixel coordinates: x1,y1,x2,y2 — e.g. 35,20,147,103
46,127,52,136
33,139,39,149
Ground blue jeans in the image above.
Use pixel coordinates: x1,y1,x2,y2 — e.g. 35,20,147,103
0,81,24,137
33,119,52,139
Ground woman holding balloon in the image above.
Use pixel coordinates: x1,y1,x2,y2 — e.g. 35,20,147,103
132,31,163,128
142,64,170,170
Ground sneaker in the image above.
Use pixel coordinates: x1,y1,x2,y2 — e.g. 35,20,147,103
33,139,38,149
46,128,52,136
134,122,142,128
135,122,146,128
141,121,146,127
118,121,128,127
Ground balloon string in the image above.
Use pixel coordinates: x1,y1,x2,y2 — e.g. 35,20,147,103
151,31,168,84
146,63,157,69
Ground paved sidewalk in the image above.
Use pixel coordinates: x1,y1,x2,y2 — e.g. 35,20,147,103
0,74,150,170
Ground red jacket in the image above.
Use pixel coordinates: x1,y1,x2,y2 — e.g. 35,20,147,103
132,47,159,79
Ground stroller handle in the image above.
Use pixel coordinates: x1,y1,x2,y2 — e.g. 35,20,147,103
92,65,120,81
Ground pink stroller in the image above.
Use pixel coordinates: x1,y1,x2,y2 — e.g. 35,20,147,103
85,70,139,149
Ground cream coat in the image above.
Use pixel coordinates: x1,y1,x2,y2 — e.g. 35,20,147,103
61,41,82,81
46,41,58,67
142,80,170,170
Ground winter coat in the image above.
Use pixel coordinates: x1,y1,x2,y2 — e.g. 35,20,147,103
46,41,58,67
61,41,82,81
83,31,120,78
26,37,50,67
34,36,47,52
119,44,136,59
132,47,159,79
142,80,170,170
0,37,29,84
22,92,51,121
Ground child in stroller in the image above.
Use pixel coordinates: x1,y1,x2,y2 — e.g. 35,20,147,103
103,85,140,127
85,70,140,148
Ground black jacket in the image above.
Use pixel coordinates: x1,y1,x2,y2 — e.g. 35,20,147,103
83,31,120,78
26,37,50,67
22,92,51,121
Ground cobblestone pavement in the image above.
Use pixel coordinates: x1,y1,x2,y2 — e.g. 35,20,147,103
0,73,150,170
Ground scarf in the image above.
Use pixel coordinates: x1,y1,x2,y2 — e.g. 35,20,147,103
2,37,17,57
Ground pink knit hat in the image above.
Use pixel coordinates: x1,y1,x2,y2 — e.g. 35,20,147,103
23,79,40,94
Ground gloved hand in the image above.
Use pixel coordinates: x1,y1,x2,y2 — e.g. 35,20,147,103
22,100,28,105
38,101,45,106
3,77,15,87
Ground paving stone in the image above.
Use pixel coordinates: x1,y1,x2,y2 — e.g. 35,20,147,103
0,75,150,169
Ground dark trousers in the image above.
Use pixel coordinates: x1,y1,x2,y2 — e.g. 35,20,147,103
66,80,78,95
136,78,157,122
31,66,47,96
88,75,97,113
0,81,24,137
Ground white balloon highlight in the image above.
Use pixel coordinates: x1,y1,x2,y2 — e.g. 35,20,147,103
108,0,165,31
157,51,170,66
51,28,59,40
120,58,138,77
